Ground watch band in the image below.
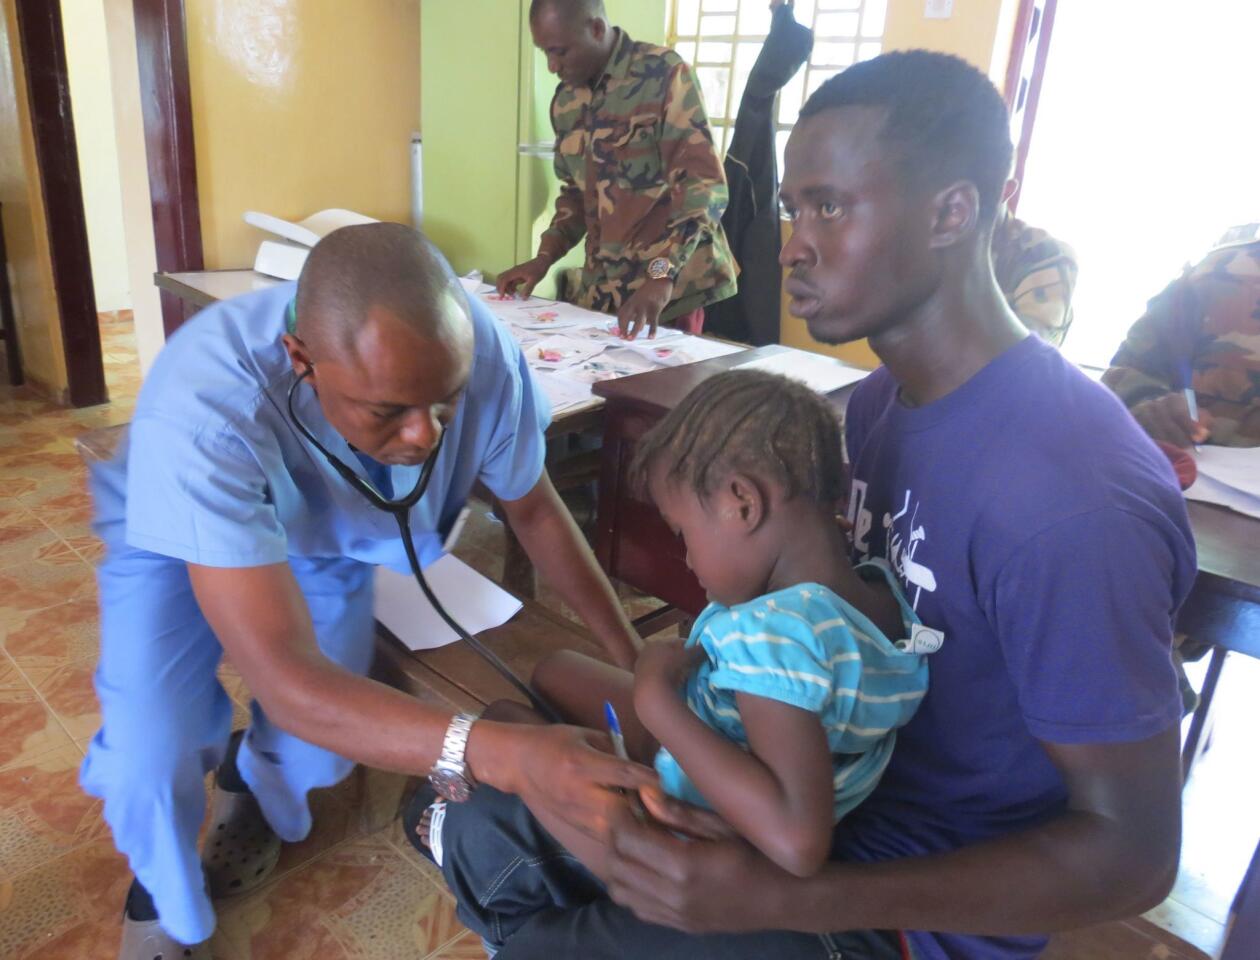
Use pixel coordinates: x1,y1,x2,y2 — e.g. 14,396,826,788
437,712,476,770
429,712,478,802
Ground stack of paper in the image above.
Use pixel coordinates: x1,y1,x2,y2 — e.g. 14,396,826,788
1185,445,1260,519
472,281,745,419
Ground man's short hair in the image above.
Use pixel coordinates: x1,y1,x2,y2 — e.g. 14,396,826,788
294,222,466,357
800,50,1014,223
529,0,606,23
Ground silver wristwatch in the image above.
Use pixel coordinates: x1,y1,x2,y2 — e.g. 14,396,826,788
429,712,478,802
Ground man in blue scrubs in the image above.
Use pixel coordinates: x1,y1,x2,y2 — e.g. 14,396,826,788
83,223,650,957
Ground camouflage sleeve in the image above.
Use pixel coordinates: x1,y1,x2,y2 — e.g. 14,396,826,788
538,97,587,263
1101,279,1184,408
643,61,729,274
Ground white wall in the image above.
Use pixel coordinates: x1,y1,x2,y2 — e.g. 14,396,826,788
62,0,131,312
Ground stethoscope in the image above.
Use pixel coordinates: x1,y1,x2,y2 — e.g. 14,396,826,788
286,366,561,721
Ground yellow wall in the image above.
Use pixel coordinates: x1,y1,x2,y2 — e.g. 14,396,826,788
186,0,421,269
780,0,1017,369
63,0,131,313
0,0,69,396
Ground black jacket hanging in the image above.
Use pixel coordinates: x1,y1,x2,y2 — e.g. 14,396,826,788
704,4,813,345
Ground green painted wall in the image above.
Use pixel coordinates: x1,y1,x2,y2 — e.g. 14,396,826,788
421,0,666,281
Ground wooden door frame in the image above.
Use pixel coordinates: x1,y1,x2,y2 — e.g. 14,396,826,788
133,0,204,337
13,0,106,407
1002,0,1058,215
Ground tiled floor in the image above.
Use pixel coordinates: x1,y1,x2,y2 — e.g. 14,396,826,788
0,316,1254,959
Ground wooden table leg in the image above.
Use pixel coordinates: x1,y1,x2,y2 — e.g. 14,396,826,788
1181,646,1228,783
1222,837,1260,960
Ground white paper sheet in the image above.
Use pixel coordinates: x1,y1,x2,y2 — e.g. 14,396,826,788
533,370,595,413
1194,445,1260,494
374,555,523,651
1185,445,1260,518
529,334,608,369
735,351,869,393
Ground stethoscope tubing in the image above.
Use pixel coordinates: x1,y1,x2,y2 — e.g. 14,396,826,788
286,368,561,722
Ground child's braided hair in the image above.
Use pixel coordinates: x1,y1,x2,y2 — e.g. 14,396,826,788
630,369,845,506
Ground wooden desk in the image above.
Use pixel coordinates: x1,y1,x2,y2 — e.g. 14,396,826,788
591,344,861,615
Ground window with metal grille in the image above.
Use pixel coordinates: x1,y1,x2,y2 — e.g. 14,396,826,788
668,0,887,163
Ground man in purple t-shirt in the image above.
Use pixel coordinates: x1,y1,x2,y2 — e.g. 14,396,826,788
595,51,1194,955
432,50,1195,960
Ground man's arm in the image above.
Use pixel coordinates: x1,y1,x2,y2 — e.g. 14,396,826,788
602,725,1182,935
497,99,588,298
1101,273,1213,446
618,60,731,339
537,96,588,265
187,561,653,834
497,472,641,668
647,60,729,279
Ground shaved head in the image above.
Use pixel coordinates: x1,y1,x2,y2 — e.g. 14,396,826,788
530,0,606,22
294,221,469,359
284,222,475,466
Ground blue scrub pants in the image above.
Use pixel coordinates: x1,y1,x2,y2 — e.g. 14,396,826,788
79,537,375,945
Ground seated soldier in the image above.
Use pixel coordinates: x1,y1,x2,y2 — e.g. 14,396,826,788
1104,229,1260,449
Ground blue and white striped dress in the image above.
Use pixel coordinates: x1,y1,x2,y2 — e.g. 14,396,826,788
654,562,930,820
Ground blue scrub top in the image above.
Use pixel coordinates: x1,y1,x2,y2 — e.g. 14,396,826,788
91,279,551,572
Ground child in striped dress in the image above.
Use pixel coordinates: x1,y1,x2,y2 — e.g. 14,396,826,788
532,369,930,878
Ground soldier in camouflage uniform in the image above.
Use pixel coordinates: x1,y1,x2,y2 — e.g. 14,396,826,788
1103,234,1260,449
992,210,1078,347
497,0,737,339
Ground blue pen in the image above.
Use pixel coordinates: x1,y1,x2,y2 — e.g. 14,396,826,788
604,701,647,822
604,701,630,762
1180,362,1202,452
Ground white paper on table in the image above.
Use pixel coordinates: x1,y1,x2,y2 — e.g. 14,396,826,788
563,347,658,384
458,276,492,296
529,334,607,369
1184,445,1260,518
532,369,594,413
1193,445,1260,495
735,350,868,393
666,337,746,363
374,555,523,651
1184,472,1260,519
572,322,686,346
478,294,598,328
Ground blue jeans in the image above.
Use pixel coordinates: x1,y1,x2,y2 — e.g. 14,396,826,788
436,786,904,960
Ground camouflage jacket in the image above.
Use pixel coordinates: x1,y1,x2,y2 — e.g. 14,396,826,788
1102,239,1260,447
538,29,737,321
992,213,1078,346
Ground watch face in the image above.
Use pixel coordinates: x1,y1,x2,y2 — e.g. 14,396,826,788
648,257,670,280
429,768,473,803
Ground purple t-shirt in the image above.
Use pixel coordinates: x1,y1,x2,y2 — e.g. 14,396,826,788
834,335,1195,959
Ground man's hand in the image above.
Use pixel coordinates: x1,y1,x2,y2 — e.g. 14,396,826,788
603,803,792,932
617,278,675,340
636,783,739,841
496,257,552,299
1130,392,1213,448
468,721,657,843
